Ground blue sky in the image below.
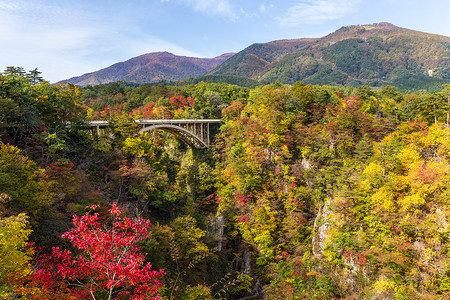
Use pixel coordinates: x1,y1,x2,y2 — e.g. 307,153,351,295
1,0,449,83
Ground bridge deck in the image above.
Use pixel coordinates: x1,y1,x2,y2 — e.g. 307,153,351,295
86,119,221,128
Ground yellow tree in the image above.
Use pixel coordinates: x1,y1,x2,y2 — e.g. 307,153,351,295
0,213,34,297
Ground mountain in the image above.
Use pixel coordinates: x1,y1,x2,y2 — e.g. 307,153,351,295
207,38,315,78
65,23,450,90
64,52,235,86
209,23,450,90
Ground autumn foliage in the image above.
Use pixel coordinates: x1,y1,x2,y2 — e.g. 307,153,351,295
35,203,164,300
3,69,450,299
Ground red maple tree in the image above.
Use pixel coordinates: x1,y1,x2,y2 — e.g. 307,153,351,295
39,203,164,300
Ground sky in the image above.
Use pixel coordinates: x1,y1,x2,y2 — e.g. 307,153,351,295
1,0,449,83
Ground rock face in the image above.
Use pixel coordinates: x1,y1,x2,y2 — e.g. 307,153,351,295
242,249,252,274
312,198,370,293
207,214,225,251
312,199,333,256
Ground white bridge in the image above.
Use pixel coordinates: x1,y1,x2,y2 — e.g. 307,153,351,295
87,119,221,149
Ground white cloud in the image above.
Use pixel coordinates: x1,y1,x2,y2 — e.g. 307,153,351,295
259,3,275,13
0,1,20,10
278,0,361,26
181,0,237,21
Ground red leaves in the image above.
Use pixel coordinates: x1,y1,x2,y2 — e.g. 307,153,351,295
108,202,121,216
222,101,245,119
237,214,250,223
142,102,156,119
342,96,363,111
343,250,367,266
42,203,164,299
415,163,440,184
169,95,187,109
45,161,75,177
187,96,195,107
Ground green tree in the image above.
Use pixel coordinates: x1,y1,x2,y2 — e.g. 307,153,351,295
417,92,447,124
27,68,44,85
0,142,53,226
3,66,26,77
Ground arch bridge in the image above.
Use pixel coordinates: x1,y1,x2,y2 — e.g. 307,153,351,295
86,119,221,149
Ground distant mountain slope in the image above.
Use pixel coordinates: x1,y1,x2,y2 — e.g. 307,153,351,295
256,23,450,89
173,74,260,88
64,52,235,86
207,38,315,79
64,23,450,90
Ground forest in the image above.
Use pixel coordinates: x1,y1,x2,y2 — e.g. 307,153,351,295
1,66,450,299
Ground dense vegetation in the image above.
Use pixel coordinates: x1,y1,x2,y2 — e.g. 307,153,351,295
2,66,450,299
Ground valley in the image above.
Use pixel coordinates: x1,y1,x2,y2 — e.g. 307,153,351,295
1,22,450,299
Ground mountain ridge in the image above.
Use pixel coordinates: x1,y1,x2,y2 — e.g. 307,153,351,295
63,23,450,90
254,23,450,89
207,38,316,79
64,52,235,86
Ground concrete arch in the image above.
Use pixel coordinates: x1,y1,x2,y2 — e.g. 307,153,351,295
85,119,221,149
139,124,209,149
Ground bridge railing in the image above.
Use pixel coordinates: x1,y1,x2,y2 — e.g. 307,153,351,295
85,119,221,127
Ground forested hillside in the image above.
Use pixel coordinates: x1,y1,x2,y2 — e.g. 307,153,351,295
61,23,450,93
209,23,450,91
1,66,450,299
207,38,315,79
